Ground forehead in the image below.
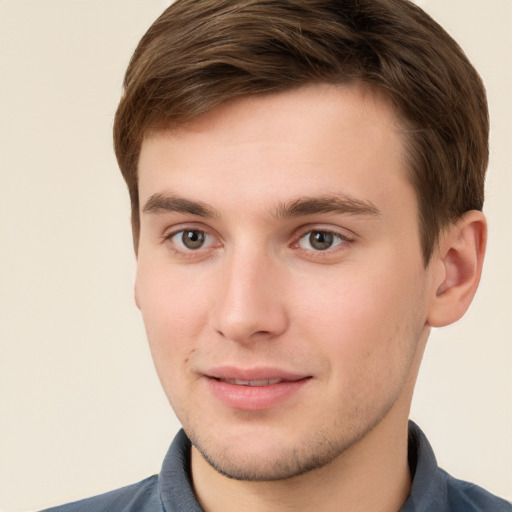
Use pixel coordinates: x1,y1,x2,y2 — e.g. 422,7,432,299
137,83,411,217
154,83,402,150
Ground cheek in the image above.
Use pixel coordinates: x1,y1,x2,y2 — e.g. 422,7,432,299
135,263,210,381
137,260,209,330
293,260,426,379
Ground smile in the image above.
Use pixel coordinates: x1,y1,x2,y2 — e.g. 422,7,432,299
205,369,311,411
219,378,284,386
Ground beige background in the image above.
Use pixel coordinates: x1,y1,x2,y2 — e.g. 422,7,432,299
0,0,510,510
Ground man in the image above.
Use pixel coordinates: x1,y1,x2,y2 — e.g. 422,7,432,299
43,0,511,510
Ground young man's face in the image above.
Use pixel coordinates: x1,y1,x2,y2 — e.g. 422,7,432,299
135,84,438,480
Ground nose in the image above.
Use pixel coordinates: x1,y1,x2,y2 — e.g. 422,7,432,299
211,247,289,344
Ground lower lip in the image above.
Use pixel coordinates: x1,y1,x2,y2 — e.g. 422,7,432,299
206,378,310,411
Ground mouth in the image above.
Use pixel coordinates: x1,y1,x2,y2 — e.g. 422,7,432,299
215,378,294,386
204,368,311,411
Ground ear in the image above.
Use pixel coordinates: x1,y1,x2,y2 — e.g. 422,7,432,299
427,210,487,327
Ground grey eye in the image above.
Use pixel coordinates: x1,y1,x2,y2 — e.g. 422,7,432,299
171,229,208,250
298,230,345,251
181,230,205,249
309,231,334,250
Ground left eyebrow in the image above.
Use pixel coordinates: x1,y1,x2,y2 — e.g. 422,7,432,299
271,195,381,219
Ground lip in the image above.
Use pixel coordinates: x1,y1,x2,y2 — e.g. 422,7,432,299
204,366,311,411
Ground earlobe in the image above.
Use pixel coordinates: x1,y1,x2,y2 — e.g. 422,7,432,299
427,210,487,327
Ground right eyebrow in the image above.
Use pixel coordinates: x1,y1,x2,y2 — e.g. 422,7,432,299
142,193,217,218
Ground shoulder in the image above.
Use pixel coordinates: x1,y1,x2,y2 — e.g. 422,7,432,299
440,469,511,512
40,475,161,512
404,422,511,512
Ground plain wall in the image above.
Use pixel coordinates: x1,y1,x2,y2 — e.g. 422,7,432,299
0,0,510,510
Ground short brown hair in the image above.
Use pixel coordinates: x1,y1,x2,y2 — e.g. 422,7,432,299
113,0,488,262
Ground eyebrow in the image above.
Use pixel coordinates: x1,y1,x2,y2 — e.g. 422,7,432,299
271,195,381,219
142,192,380,219
143,193,216,217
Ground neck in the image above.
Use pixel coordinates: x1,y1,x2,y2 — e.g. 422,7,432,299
191,412,412,512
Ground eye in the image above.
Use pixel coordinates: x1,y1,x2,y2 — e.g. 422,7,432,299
169,229,213,251
297,230,347,251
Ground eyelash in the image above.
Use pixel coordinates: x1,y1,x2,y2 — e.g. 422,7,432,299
162,227,219,259
162,226,354,259
293,228,353,254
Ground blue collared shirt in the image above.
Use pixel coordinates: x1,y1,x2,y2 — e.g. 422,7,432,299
42,422,511,511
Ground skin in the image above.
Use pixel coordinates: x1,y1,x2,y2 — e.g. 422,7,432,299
135,84,486,512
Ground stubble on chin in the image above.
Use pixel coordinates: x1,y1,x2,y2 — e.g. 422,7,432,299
187,413,388,483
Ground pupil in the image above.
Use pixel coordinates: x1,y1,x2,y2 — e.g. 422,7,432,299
310,231,333,250
182,230,205,249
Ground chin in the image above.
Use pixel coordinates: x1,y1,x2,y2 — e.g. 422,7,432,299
187,421,360,482
196,440,332,481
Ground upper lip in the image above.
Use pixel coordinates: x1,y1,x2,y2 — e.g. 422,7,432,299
205,366,309,383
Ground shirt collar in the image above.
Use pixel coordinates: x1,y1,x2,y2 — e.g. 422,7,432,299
158,422,447,512
159,429,203,512
400,421,447,511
